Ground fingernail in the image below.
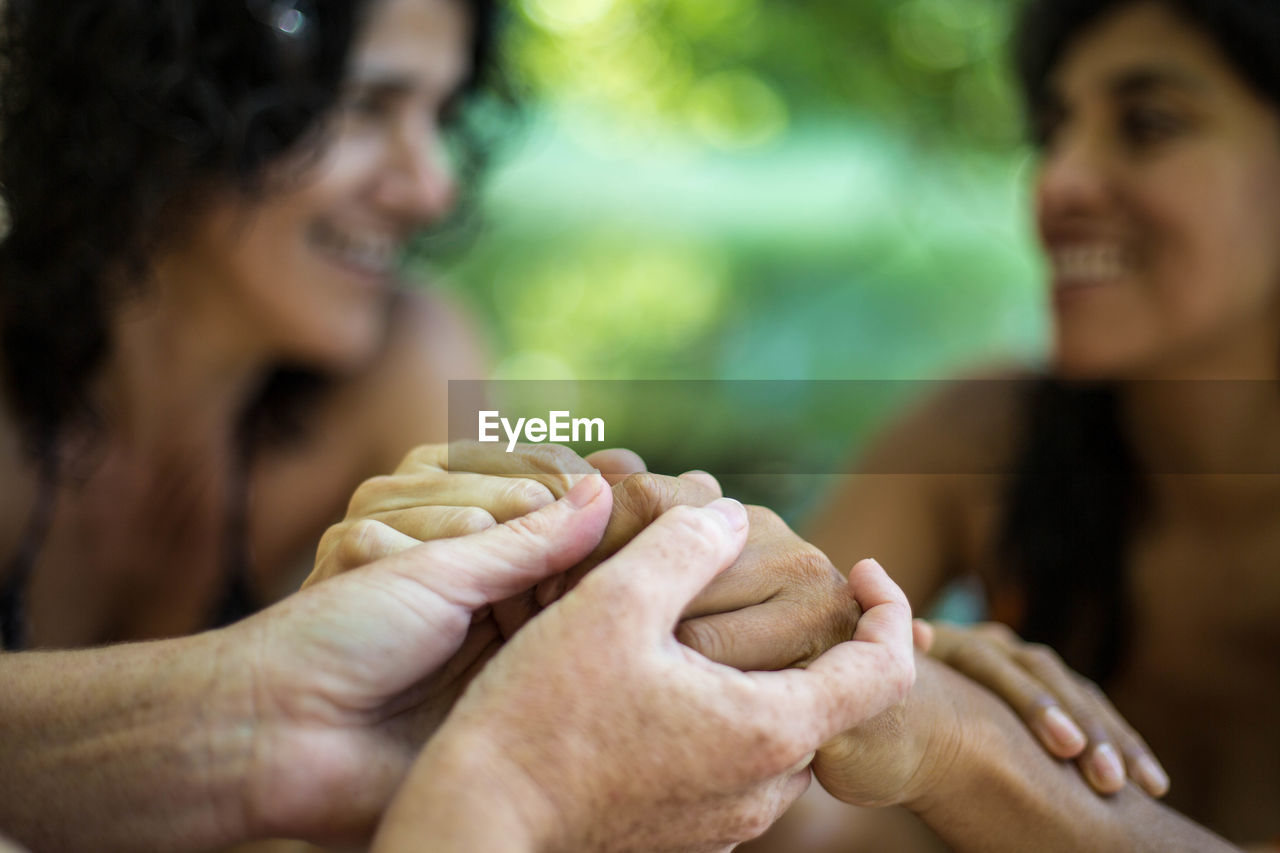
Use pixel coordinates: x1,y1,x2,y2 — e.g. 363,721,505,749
707,498,747,531
564,474,605,508
1134,755,1170,796
1038,706,1087,754
1088,743,1125,790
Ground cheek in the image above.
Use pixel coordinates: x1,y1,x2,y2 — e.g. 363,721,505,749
221,213,391,366
1142,158,1280,326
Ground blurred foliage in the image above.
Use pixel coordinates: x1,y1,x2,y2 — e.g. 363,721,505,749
417,0,1048,517
505,0,1028,151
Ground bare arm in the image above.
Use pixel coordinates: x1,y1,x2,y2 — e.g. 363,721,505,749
812,656,1239,853
0,634,252,852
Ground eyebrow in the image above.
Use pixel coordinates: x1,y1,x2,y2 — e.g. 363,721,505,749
344,70,420,96
346,60,470,101
1044,63,1211,111
1106,65,1210,98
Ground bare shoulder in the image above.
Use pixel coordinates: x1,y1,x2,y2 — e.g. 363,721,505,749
344,285,489,475
806,363,1040,605
380,285,488,385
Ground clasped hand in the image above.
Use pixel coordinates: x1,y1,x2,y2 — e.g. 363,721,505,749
221,443,885,845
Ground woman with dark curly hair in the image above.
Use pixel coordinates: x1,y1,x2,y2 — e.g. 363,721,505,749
0,0,495,650
782,0,1280,849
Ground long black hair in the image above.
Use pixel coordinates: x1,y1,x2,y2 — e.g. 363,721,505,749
1001,0,1280,683
0,0,499,458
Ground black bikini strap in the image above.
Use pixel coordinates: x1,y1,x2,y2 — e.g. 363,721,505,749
208,426,258,629
0,443,59,650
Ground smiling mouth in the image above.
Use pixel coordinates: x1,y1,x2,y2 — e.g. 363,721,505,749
1050,244,1134,288
309,221,401,278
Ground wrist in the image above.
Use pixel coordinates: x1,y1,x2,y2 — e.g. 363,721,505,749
898,659,1140,852
897,655,980,812
180,626,261,845
373,723,556,853
200,617,283,843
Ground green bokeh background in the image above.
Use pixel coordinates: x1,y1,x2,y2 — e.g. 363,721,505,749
418,0,1048,519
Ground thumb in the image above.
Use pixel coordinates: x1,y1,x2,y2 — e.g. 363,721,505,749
392,474,613,611
571,498,749,636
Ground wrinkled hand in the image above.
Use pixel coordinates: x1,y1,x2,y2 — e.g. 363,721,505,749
915,620,1168,797
372,501,916,853
533,471,860,671
305,442,645,587
223,476,614,844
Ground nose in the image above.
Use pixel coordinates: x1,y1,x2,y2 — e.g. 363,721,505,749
1035,129,1113,226
374,121,458,226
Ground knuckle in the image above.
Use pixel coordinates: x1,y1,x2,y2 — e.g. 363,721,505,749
445,506,497,536
975,621,1018,644
1114,728,1145,754
398,443,442,471
1075,675,1106,701
676,618,726,662
517,444,591,477
617,471,675,516
661,503,731,552
745,503,785,528
1014,643,1063,673
951,636,997,670
791,544,840,583
346,475,395,513
790,596,858,664
337,518,390,566
316,522,343,556
501,477,555,513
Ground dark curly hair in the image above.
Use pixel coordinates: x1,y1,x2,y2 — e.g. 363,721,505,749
1000,0,1280,684
0,0,500,457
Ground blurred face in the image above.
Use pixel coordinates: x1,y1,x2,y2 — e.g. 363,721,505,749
173,0,470,369
1034,2,1280,379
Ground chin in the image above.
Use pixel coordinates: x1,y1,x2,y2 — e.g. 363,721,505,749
285,314,388,374
1053,344,1167,383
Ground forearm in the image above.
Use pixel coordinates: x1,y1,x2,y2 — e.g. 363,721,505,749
907,659,1239,853
0,631,254,851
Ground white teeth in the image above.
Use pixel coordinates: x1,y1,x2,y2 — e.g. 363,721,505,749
312,223,398,275
1052,245,1130,284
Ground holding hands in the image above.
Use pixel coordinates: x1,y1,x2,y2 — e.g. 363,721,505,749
310,441,861,673
372,498,916,853
289,439,1168,850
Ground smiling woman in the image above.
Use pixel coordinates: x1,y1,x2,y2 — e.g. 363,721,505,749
179,0,473,369
800,0,1280,847
1029,1,1280,380
0,0,493,650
